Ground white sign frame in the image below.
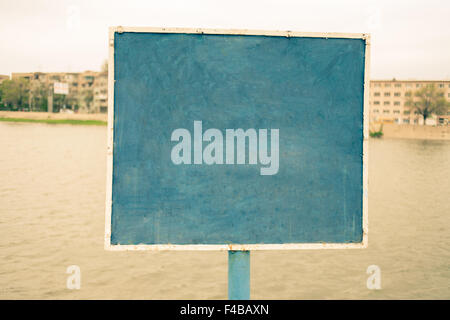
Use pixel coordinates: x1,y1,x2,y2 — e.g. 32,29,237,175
105,27,370,251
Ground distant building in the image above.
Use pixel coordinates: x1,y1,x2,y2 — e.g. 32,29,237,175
11,72,34,80
9,71,107,113
0,74,10,83
93,71,108,113
369,79,450,125
0,74,9,84
77,71,97,112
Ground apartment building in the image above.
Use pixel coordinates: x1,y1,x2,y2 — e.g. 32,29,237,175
369,79,450,125
92,71,108,113
0,74,10,84
10,71,106,113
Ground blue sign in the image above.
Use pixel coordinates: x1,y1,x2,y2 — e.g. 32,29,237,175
105,28,369,250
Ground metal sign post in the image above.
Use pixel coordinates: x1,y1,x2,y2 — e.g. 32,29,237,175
228,251,250,300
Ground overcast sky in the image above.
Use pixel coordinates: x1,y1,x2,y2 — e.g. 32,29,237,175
1,0,449,79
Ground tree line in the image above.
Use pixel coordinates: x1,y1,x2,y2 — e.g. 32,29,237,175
0,78,88,112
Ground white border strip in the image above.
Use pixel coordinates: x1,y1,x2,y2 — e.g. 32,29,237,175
109,26,368,39
105,27,370,251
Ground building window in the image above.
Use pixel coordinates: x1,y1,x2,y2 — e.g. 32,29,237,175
403,119,410,124
374,83,381,87
439,84,444,88
394,92,401,97
416,84,422,88
404,110,411,115
406,83,412,88
414,119,418,124
394,83,401,87
373,101,380,105
394,101,401,106
385,83,391,87
393,110,400,114
383,101,390,105
372,109,379,113
394,118,400,123
405,92,412,97
384,92,391,97
374,92,380,96
383,110,390,113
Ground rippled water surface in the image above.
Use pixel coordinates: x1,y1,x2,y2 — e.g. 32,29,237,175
0,122,449,299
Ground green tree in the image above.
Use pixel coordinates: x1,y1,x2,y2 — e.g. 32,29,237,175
405,84,450,124
31,82,49,111
53,93,65,112
0,78,30,110
65,92,79,110
83,90,93,111
0,82,3,107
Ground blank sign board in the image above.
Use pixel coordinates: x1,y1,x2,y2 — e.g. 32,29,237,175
105,27,369,250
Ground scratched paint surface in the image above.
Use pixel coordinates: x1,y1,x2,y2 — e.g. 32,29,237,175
111,32,366,245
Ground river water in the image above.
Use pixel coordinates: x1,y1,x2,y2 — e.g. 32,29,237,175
0,122,449,299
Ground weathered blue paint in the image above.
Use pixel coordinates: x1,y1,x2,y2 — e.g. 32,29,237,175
111,32,366,245
228,251,250,300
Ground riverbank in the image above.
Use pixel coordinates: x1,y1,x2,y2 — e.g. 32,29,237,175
376,123,450,140
2,112,450,140
0,111,107,125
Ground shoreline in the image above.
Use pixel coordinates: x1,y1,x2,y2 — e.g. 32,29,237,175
0,117,107,125
0,111,107,126
375,123,450,141
1,112,449,140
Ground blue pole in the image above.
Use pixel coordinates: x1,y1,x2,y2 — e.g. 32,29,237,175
228,250,250,300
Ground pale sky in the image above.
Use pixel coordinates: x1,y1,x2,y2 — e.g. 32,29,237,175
1,0,449,79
